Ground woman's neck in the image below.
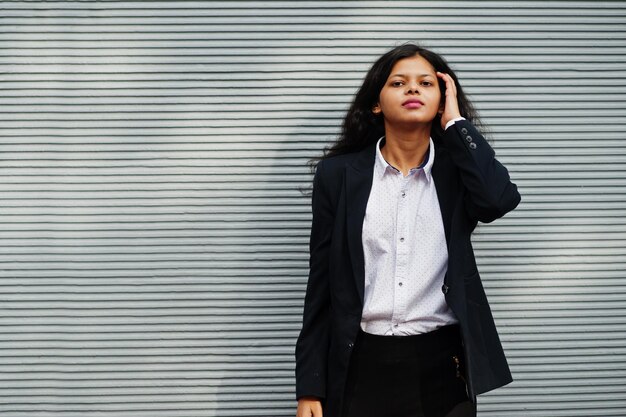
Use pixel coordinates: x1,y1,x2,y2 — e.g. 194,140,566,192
380,123,431,176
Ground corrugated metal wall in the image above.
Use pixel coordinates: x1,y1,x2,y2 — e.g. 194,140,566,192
1,1,625,416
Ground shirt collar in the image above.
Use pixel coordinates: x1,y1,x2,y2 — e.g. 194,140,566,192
374,136,435,182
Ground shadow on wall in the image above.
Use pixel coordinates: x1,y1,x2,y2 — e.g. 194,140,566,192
12,2,626,417
208,54,327,417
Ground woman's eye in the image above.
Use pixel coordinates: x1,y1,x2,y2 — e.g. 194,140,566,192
391,81,404,87
421,81,433,86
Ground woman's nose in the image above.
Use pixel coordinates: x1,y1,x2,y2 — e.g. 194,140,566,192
406,83,420,94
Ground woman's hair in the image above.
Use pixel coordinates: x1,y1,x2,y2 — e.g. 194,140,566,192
320,43,483,161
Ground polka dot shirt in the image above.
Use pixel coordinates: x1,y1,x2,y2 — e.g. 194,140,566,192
360,136,458,336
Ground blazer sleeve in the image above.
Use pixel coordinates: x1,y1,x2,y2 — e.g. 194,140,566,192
443,119,521,223
295,159,334,400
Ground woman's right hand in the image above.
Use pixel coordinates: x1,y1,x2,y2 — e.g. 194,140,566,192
296,397,323,417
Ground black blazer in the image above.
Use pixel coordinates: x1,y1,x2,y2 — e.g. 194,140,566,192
295,120,521,417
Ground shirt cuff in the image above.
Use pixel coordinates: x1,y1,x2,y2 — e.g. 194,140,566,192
444,117,466,130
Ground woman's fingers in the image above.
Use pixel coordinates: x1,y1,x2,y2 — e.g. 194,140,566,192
436,71,462,128
312,400,323,416
437,71,457,99
436,71,450,106
296,398,323,417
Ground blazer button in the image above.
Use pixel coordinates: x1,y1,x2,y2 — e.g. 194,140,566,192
442,284,450,294
347,342,354,349
469,142,477,150
465,135,473,143
461,127,468,135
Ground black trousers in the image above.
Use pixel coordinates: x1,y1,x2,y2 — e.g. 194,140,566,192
341,325,475,417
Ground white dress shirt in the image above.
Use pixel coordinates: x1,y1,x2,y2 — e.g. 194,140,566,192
360,120,463,336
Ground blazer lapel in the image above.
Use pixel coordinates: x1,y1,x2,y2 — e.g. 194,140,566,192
432,142,454,246
345,143,376,305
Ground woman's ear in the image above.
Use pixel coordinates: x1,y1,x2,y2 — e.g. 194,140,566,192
372,103,382,115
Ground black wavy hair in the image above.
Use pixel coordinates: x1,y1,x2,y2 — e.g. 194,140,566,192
320,43,483,161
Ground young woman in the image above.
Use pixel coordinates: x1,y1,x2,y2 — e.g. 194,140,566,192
295,43,520,417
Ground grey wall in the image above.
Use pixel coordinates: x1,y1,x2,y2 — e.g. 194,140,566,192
1,1,625,416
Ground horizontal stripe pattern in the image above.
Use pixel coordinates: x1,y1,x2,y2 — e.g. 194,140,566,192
0,1,625,416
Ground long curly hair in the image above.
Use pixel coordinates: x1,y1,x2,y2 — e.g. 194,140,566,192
320,43,484,161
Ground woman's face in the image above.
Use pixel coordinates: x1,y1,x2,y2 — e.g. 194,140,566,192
373,54,443,128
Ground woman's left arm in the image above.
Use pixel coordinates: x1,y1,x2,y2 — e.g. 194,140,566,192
437,71,521,223
443,119,521,223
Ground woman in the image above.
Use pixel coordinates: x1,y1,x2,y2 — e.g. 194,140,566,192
295,43,520,417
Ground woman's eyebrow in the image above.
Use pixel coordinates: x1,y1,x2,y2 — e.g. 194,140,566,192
390,73,435,78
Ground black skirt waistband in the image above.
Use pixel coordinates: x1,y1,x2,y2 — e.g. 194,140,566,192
356,324,462,358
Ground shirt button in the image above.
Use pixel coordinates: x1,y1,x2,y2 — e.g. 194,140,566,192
469,142,477,150
394,324,399,328
399,237,405,242
465,135,473,143
461,127,468,135
442,284,450,294
398,282,403,287
347,342,354,349
401,191,406,197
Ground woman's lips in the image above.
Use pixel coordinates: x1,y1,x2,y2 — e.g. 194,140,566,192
402,100,424,109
